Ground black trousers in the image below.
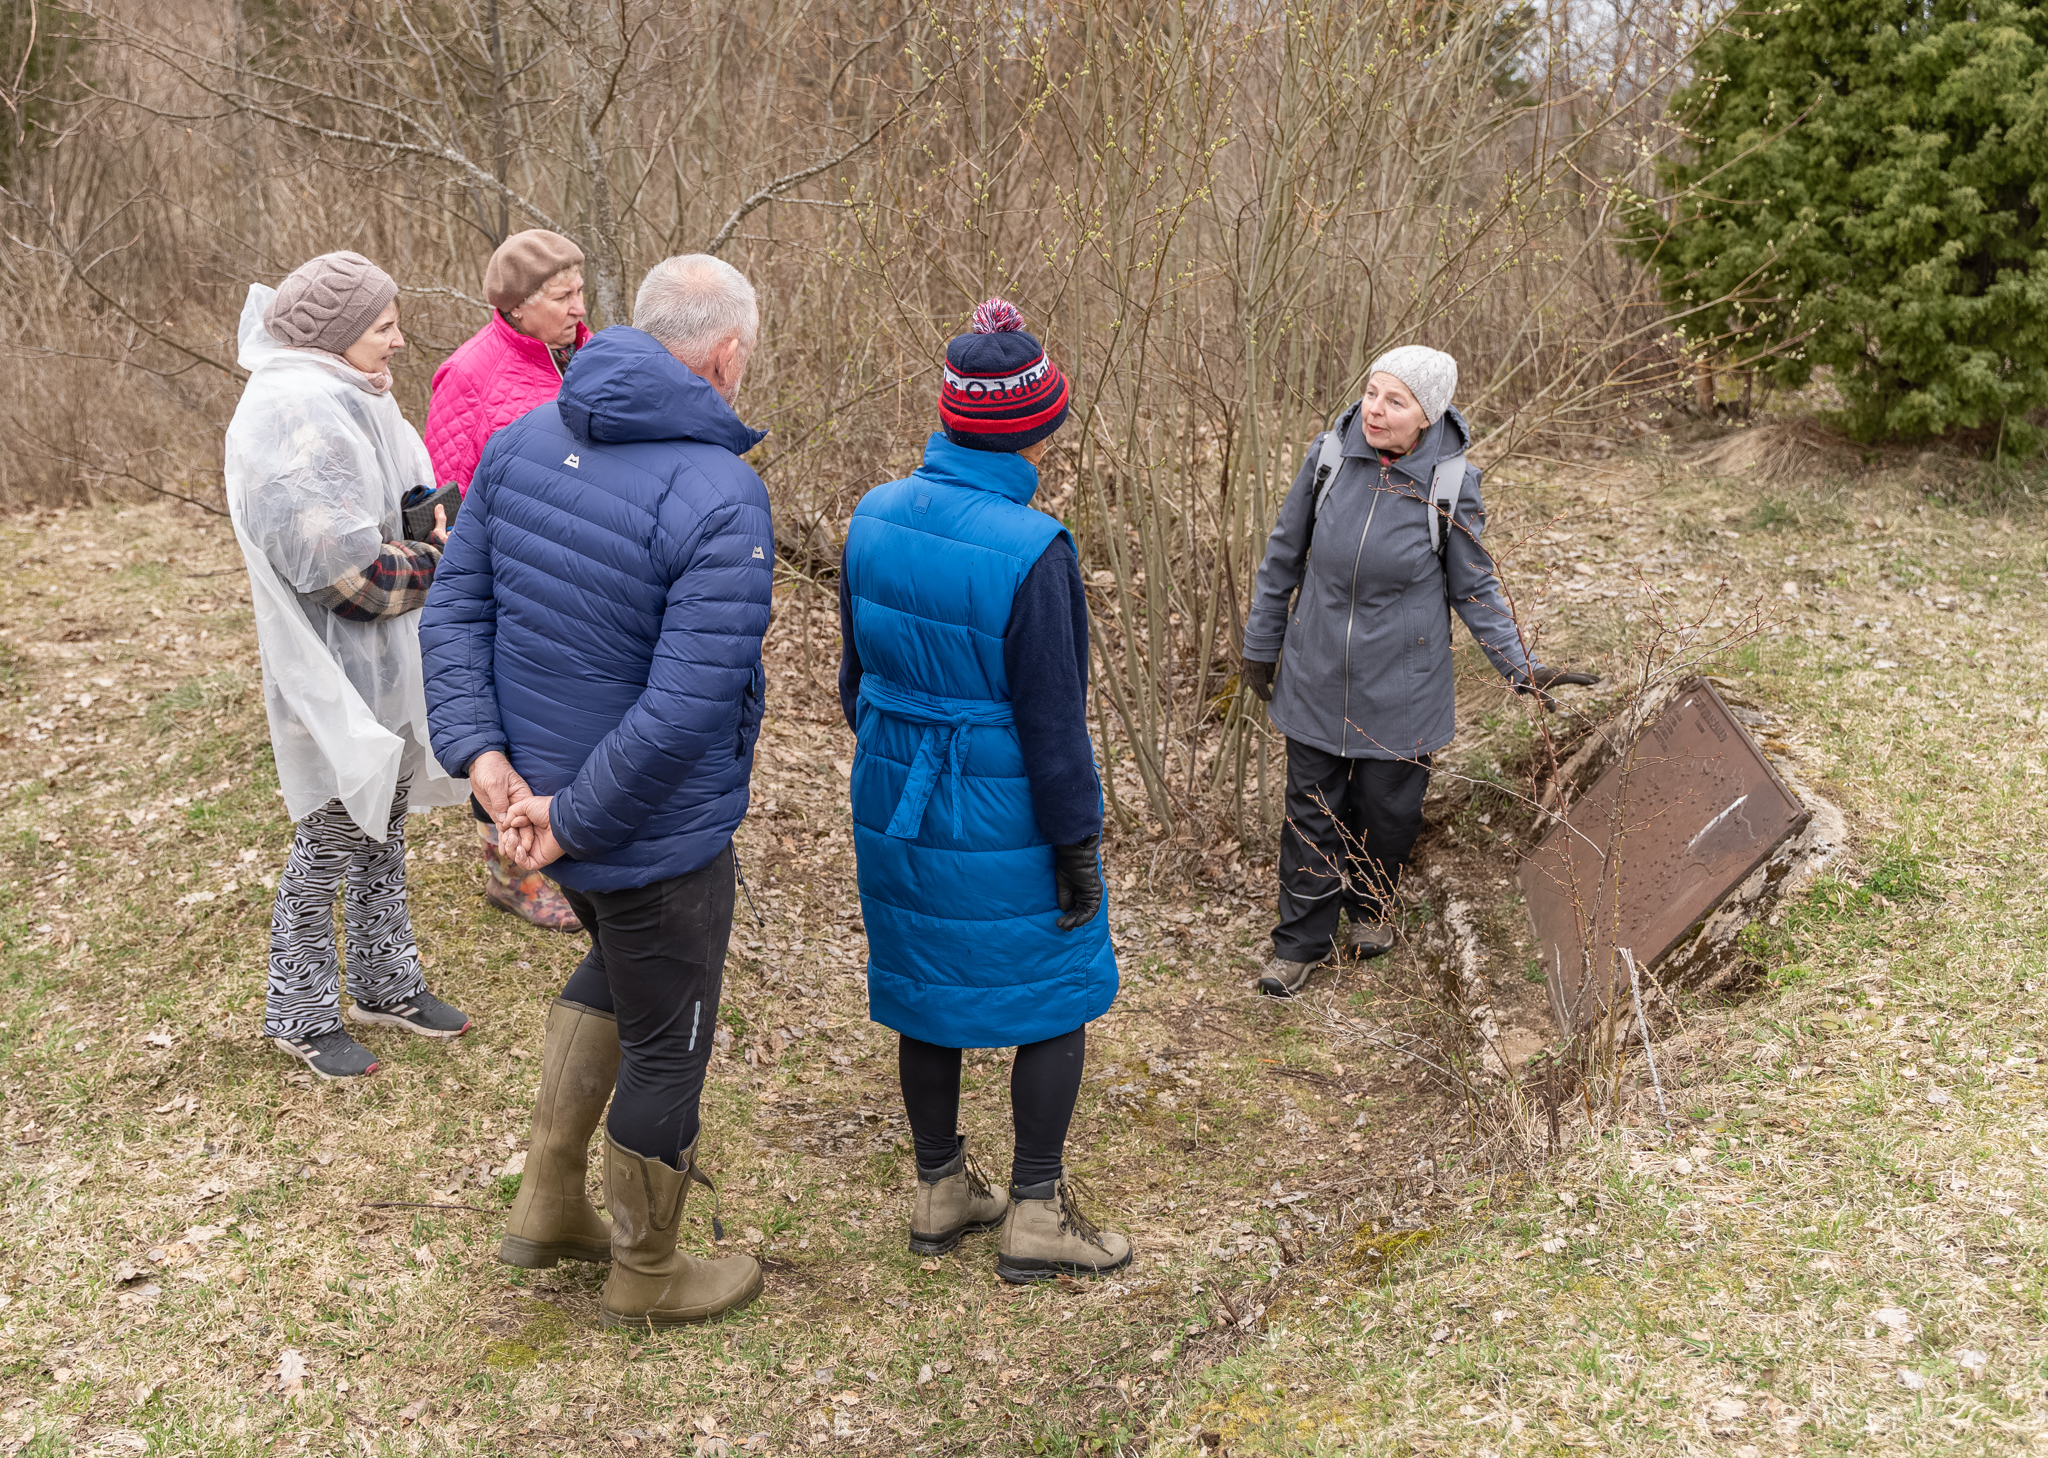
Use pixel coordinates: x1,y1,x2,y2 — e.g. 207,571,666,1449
558,844,734,1167
898,1027,1087,1191
1273,737,1430,964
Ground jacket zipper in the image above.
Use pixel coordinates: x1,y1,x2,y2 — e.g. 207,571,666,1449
1338,465,1382,755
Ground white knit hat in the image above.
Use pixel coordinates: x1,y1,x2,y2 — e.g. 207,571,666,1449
1367,345,1458,425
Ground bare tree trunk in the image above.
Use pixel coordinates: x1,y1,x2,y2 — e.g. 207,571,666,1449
489,0,508,245
230,0,264,260
578,71,623,326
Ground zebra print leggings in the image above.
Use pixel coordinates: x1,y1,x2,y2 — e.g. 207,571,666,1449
263,777,427,1039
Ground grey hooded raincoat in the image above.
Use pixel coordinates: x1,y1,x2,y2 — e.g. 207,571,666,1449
1243,405,1540,760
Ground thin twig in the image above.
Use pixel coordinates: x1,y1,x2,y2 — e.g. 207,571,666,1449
703,58,961,255
1622,947,1671,1130
359,1201,492,1214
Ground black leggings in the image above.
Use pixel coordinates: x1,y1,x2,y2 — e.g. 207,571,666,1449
557,846,733,1168
898,1027,1086,1190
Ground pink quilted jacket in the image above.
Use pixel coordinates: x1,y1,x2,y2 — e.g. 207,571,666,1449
424,312,594,492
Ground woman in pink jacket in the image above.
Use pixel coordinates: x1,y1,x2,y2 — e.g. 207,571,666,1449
424,228,591,931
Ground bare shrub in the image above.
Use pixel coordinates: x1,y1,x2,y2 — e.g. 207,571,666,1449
3,0,1738,825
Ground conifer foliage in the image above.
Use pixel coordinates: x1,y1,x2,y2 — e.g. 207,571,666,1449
1629,1,2048,447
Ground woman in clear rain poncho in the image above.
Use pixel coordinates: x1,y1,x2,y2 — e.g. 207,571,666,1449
225,251,474,1079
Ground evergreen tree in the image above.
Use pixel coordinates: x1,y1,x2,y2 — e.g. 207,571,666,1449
1627,0,2048,446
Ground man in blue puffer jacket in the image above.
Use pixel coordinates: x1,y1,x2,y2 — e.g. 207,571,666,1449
841,299,1130,1283
419,254,772,1329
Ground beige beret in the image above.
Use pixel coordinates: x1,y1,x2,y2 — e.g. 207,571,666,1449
485,230,585,313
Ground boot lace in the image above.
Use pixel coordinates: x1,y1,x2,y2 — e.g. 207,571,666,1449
961,1148,996,1201
1056,1176,1110,1251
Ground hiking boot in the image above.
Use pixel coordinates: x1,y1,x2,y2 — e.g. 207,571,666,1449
347,989,471,1040
498,999,620,1269
996,1173,1133,1283
1255,954,1318,998
271,1027,379,1080
1344,919,1397,961
599,1134,762,1328
908,1136,1006,1255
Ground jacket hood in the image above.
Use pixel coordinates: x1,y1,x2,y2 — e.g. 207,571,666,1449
1344,401,1472,487
235,283,391,397
912,431,1040,506
555,326,767,455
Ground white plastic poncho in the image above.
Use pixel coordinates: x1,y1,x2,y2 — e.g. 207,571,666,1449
224,283,467,838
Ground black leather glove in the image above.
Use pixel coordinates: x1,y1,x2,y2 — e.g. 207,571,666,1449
1522,666,1600,711
1241,658,1276,703
1053,835,1104,931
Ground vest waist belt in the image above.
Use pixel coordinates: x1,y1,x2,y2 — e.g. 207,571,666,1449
857,676,1015,841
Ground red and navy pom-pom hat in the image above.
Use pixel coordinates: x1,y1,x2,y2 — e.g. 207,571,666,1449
937,298,1071,453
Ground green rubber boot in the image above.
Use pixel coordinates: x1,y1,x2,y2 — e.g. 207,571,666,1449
599,1134,763,1328
496,999,619,1269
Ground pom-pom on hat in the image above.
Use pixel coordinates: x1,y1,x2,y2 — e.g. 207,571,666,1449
264,251,398,355
1366,344,1458,426
937,298,1070,453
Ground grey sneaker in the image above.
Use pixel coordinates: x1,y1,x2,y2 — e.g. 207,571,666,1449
1256,955,1317,998
347,990,471,1040
271,1028,380,1080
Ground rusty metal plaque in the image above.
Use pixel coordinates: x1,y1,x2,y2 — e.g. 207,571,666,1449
1519,677,1809,1029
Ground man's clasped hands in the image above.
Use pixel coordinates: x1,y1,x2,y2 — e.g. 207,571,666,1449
468,750,564,870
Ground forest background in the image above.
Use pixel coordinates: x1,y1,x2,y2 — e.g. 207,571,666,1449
3,1,2048,1455
1,0,1762,839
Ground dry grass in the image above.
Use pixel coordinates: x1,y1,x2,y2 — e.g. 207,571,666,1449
0,450,2045,1456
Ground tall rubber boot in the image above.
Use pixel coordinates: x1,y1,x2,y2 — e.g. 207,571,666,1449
496,999,620,1268
599,1133,763,1328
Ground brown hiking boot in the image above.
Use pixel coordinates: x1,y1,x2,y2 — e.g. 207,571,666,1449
995,1174,1133,1284
909,1136,1006,1255
1344,918,1397,961
497,999,620,1269
598,1133,762,1328
1255,954,1318,998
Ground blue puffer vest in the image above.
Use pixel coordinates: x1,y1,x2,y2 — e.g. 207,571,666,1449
843,434,1119,1049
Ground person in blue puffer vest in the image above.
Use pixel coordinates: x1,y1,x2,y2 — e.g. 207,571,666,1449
839,298,1130,1283
420,254,772,1330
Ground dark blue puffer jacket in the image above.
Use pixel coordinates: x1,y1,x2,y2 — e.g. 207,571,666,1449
420,326,774,892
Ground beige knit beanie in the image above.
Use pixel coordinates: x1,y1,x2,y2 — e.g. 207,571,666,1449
265,251,398,355
485,229,585,312
1367,345,1459,425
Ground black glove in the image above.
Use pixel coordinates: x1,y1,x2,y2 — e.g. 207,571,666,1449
1522,666,1599,711
1241,658,1276,704
1053,835,1104,931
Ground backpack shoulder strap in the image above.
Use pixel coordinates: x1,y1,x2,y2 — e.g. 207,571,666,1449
1427,452,1466,555
1309,401,1361,523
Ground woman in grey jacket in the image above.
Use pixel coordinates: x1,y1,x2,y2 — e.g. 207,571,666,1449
1241,346,1593,997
